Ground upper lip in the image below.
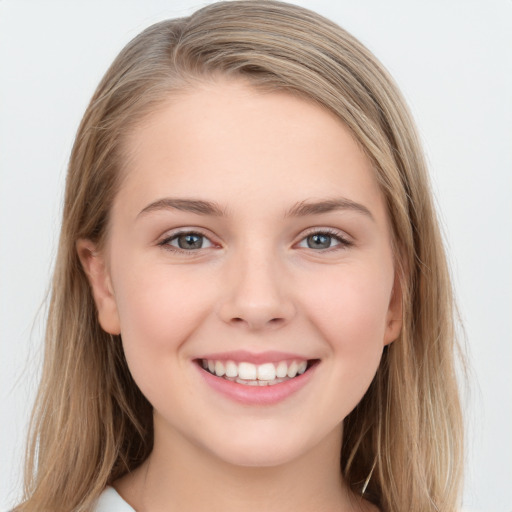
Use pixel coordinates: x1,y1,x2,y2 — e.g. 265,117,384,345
196,350,313,364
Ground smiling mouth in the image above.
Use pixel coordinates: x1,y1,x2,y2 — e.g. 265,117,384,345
197,358,319,386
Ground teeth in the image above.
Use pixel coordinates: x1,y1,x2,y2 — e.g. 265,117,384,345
238,362,257,380
257,363,276,381
297,361,307,375
235,378,287,386
214,361,225,377
201,358,311,383
287,361,298,378
225,360,238,378
276,361,288,378
237,378,258,386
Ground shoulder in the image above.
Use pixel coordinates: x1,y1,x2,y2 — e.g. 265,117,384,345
93,486,136,512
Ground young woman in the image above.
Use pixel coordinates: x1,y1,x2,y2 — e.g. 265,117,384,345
14,1,464,511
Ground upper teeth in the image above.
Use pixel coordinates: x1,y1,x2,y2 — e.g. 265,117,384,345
202,359,308,380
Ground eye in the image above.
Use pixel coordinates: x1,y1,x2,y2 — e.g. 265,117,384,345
159,231,214,252
297,229,351,251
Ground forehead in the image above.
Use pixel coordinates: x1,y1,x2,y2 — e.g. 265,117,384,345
116,79,387,224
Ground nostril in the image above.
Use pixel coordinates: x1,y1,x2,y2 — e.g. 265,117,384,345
229,316,285,328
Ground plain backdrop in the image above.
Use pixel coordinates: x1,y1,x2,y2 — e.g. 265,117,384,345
1,1,511,510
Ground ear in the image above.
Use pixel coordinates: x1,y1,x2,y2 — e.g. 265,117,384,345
383,271,403,346
76,239,121,335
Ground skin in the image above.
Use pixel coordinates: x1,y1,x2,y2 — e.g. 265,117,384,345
78,79,401,512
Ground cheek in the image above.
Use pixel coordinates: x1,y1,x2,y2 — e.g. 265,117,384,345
302,263,392,369
110,263,214,387
304,267,392,419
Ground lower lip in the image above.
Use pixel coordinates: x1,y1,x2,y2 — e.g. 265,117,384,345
196,363,317,405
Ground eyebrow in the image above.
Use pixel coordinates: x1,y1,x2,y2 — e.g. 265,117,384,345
137,197,374,221
284,198,374,220
138,198,227,218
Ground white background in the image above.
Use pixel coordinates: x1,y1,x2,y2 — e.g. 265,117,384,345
1,1,511,510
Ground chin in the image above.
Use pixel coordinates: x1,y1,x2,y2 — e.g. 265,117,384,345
214,445,301,469
202,427,320,469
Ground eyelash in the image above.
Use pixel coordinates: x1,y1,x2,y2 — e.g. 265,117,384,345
298,228,352,251
158,230,213,255
158,228,352,255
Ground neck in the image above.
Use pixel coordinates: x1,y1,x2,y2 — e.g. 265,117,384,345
115,421,373,512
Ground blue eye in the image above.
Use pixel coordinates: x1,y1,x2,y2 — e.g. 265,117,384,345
297,230,350,250
161,232,213,251
159,229,350,254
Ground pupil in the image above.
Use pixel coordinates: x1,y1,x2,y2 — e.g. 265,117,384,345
308,234,331,249
178,234,202,249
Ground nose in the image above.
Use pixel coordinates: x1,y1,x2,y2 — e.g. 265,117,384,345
217,247,296,331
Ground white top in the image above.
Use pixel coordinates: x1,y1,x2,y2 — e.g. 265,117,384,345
93,486,135,512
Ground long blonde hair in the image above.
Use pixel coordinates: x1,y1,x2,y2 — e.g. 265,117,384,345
16,2,464,511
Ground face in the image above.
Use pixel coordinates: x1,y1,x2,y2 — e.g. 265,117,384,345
79,80,402,468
